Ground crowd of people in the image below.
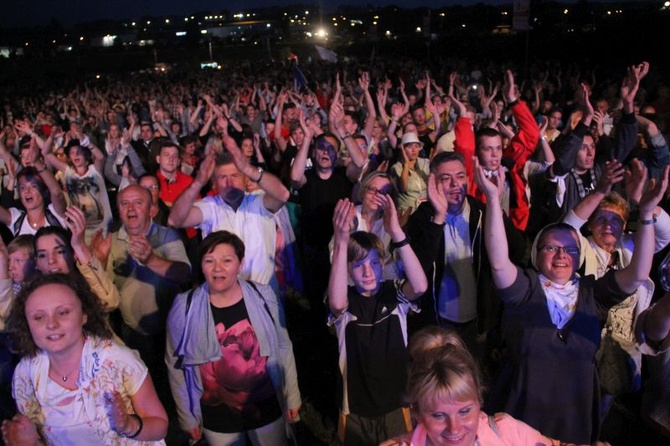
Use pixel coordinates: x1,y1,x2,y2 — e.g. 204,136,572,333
0,52,670,445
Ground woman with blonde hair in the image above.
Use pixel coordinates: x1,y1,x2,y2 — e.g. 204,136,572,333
382,325,610,446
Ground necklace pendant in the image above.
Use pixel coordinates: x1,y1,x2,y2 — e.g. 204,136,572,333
62,375,68,382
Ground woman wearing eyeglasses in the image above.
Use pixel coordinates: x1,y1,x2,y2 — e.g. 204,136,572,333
476,159,667,444
329,171,402,280
560,159,670,419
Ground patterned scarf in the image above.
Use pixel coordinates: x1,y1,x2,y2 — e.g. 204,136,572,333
538,273,579,329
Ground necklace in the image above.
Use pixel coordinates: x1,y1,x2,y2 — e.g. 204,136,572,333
50,362,79,382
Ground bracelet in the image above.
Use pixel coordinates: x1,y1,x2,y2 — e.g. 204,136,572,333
251,166,265,183
119,413,143,439
36,166,46,173
390,236,411,251
639,217,657,226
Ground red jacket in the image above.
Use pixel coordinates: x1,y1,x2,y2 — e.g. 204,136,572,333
454,100,540,231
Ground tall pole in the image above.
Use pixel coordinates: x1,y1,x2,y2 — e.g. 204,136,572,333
209,40,213,62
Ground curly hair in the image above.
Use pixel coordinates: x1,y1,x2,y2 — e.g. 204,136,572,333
8,273,112,357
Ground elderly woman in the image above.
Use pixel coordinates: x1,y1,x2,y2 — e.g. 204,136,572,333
166,230,301,445
381,326,601,446
477,159,666,444
560,159,670,412
1,274,167,445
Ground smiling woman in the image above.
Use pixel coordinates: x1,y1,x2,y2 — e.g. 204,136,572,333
2,273,168,445
477,161,667,444
381,326,572,446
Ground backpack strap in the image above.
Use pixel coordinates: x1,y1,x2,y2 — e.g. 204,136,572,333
44,207,63,228
12,212,26,235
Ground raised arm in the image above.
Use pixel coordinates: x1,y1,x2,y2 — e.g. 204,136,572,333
167,151,213,228
33,154,67,218
328,199,356,315
476,160,518,289
222,134,289,213
289,110,314,189
379,194,427,299
563,160,625,226
549,83,594,177
615,166,669,294
359,72,377,138
638,291,670,348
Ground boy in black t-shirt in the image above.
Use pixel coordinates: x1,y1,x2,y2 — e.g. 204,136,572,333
328,196,427,446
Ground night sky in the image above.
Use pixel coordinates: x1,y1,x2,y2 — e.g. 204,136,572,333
2,0,578,29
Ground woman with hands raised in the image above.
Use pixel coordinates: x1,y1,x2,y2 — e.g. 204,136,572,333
478,158,668,444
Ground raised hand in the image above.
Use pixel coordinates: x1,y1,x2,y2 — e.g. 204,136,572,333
502,69,517,103
379,194,403,238
195,150,216,185
64,206,88,250
624,158,648,206
639,165,670,216
427,172,447,217
594,159,625,194
332,198,356,243
474,157,505,201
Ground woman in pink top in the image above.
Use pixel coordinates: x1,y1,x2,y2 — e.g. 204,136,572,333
381,326,610,446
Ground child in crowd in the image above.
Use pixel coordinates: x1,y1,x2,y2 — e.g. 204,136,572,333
328,196,427,446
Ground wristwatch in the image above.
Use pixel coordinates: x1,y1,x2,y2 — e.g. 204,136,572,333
251,166,265,183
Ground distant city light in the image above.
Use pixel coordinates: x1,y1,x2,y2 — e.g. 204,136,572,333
201,30,207,34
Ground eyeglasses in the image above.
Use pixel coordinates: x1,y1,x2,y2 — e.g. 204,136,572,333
364,185,390,196
539,245,580,256
142,185,160,191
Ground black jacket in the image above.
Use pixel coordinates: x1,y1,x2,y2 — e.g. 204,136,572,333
404,195,526,334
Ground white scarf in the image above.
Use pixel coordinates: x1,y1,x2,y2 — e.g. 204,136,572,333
538,273,579,329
